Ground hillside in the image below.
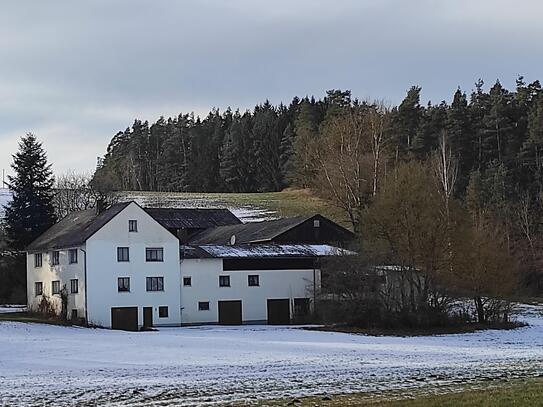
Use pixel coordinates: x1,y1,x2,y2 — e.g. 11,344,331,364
121,188,352,228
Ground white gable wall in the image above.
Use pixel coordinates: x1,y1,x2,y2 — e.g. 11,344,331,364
26,246,86,318
180,258,319,324
86,203,181,328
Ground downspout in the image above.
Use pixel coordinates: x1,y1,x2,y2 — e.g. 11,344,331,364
81,248,88,327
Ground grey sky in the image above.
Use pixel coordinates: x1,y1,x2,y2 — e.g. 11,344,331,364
1,0,542,177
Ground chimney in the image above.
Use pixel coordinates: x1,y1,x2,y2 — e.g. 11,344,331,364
96,199,106,215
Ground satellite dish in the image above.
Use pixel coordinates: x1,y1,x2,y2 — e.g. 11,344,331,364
230,234,236,245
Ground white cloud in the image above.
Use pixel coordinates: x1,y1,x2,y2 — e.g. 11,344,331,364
0,0,542,176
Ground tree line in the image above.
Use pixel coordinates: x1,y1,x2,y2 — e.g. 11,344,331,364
3,77,543,325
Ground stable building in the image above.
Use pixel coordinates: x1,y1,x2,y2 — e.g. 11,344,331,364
25,202,354,331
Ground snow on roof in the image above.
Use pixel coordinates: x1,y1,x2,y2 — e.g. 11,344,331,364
182,244,356,259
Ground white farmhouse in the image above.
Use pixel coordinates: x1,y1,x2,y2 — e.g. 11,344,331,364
26,201,354,330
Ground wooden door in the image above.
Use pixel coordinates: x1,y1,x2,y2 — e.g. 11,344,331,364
111,307,138,331
218,300,242,325
267,299,290,325
143,307,153,328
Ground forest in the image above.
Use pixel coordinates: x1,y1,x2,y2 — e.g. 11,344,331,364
92,77,543,326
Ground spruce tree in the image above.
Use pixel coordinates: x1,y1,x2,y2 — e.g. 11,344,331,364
4,133,57,251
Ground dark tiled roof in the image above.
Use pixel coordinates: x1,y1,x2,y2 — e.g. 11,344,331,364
26,202,131,252
143,208,241,229
188,216,311,245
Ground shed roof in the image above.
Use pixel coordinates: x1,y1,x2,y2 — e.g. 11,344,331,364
143,208,241,229
188,216,311,245
26,202,131,252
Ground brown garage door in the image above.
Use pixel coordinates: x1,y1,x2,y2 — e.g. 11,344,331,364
111,307,138,331
218,300,242,325
267,299,290,325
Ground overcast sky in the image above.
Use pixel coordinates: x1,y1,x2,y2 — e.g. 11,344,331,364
1,0,542,178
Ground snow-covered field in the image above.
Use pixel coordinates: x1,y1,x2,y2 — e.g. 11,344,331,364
123,192,279,223
1,306,542,406
0,188,11,218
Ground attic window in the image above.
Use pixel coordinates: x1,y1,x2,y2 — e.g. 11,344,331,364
313,219,320,228
129,220,138,232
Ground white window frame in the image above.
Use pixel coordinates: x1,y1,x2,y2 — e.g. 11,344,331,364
129,219,138,232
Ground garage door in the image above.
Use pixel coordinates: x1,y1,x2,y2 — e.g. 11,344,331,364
111,307,138,331
267,299,290,325
218,300,242,325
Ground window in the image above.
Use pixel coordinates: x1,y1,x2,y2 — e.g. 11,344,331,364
34,253,42,268
118,277,130,292
35,282,43,296
69,249,78,264
183,277,192,286
52,280,61,295
219,275,230,287
146,248,164,262
52,251,60,266
146,276,164,292
198,301,210,311
117,247,129,262
129,219,138,232
70,279,78,294
248,275,260,287
313,219,320,228
159,306,168,318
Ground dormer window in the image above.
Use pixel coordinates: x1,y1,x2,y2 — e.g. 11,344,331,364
129,220,138,232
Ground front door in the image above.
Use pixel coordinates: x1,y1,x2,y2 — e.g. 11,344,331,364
143,307,153,328
218,300,242,325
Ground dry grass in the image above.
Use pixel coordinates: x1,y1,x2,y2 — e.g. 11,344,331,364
247,379,543,407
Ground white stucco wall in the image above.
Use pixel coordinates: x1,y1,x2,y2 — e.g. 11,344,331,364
180,258,319,324
26,246,86,319
85,203,181,328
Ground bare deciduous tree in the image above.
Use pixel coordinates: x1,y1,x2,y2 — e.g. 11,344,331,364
53,171,100,218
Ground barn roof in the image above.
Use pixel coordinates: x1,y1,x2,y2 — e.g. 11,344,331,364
26,202,131,252
181,244,356,259
187,216,312,245
143,208,241,229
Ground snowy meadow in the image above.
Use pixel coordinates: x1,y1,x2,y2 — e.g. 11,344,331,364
0,305,542,406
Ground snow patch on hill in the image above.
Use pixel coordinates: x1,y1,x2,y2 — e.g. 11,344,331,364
123,192,279,223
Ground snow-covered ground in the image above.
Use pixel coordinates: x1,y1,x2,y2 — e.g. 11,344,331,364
0,305,26,314
1,306,542,406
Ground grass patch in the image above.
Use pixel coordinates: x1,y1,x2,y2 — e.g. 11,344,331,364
250,378,543,406
0,311,70,326
305,320,527,337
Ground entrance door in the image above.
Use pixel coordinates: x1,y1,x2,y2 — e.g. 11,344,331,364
267,299,290,325
111,307,138,331
218,300,242,325
143,307,153,328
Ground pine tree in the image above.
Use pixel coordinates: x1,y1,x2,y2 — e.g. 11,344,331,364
4,133,57,251
447,88,474,192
